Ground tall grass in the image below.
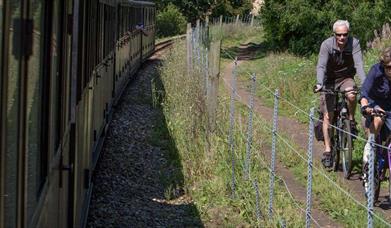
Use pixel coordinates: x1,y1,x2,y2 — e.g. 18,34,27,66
157,40,309,226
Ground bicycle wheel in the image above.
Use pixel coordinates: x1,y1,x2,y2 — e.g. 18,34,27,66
332,128,340,172
374,167,381,202
340,119,353,179
385,137,391,202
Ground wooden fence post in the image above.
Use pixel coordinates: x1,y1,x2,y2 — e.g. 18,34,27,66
186,23,193,76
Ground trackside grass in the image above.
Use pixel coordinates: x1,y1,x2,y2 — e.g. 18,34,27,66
155,40,311,226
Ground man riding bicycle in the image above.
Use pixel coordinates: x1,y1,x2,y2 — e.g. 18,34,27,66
360,47,391,164
314,20,366,168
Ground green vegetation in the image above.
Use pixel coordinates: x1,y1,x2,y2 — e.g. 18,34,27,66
156,39,310,226
220,24,391,226
156,4,187,38
261,0,391,55
154,0,253,23
156,20,391,225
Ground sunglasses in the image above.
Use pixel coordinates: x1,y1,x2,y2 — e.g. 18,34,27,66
335,33,348,37
384,64,391,70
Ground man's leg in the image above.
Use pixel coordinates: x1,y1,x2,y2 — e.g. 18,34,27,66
323,112,334,152
346,90,356,121
363,117,384,163
339,78,358,135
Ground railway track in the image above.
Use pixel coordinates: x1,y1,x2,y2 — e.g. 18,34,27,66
151,35,186,58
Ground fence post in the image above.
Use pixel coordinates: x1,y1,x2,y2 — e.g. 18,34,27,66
245,73,256,179
235,15,240,26
305,108,315,228
186,23,193,76
250,14,254,26
253,180,262,223
268,89,279,218
206,41,221,134
219,15,223,27
367,139,375,228
229,58,238,198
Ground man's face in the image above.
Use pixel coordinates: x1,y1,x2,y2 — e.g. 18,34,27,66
334,25,349,47
384,62,391,79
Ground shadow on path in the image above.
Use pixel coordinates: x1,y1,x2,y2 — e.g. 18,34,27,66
221,42,270,61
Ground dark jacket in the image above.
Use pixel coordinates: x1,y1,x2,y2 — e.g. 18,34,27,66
360,63,391,111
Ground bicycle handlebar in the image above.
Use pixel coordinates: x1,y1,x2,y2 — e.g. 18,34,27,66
313,86,358,95
364,109,391,118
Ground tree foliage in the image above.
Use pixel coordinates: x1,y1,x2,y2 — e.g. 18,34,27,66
155,0,253,23
156,4,187,38
261,0,391,55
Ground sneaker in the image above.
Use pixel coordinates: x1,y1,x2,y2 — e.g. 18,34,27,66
321,152,332,168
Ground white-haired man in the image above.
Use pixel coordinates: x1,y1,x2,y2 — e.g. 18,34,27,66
314,20,366,168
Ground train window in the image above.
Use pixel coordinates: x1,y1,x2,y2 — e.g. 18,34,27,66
50,0,62,151
5,1,21,227
26,0,46,224
0,0,2,72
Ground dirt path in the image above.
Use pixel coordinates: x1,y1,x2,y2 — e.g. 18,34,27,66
222,43,391,225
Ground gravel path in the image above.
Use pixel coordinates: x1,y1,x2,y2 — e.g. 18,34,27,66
87,58,203,227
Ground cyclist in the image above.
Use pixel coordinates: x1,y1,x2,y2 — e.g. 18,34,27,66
360,47,391,164
314,20,366,168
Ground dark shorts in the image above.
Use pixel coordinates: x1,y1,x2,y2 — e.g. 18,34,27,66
320,77,356,113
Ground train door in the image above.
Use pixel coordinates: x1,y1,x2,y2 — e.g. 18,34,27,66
0,0,73,226
56,0,74,227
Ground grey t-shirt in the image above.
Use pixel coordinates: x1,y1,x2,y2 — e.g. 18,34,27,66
316,36,366,85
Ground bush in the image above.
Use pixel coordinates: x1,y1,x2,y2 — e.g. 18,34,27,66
156,4,187,38
260,0,391,55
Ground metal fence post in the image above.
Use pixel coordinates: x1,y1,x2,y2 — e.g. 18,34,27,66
305,108,315,228
245,73,256,179
253,180,262,223
229,58,238,198
268,89,279,218
367,140,375,228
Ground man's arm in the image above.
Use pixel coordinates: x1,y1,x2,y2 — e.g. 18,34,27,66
316,41,329,86
352,39,366,85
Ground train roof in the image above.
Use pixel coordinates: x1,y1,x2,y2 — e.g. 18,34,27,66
119,0,155,7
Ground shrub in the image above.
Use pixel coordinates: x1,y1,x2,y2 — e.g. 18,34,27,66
156,4,187,38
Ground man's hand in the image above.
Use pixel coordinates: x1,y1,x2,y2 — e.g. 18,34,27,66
313,84,323,93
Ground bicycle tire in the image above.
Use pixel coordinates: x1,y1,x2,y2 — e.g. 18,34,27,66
374,169,381,202
340,119,353,179
332,127,340,172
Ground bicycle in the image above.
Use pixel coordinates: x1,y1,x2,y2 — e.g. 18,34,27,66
362,109,391,202
314,87,358,179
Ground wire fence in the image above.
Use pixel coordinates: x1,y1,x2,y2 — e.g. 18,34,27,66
186,16,391,227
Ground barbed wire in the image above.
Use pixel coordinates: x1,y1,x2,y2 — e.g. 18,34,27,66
219,65,391,226
220,48,390,151
191,29,391,226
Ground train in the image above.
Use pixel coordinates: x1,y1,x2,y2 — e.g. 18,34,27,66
0,0,155,227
